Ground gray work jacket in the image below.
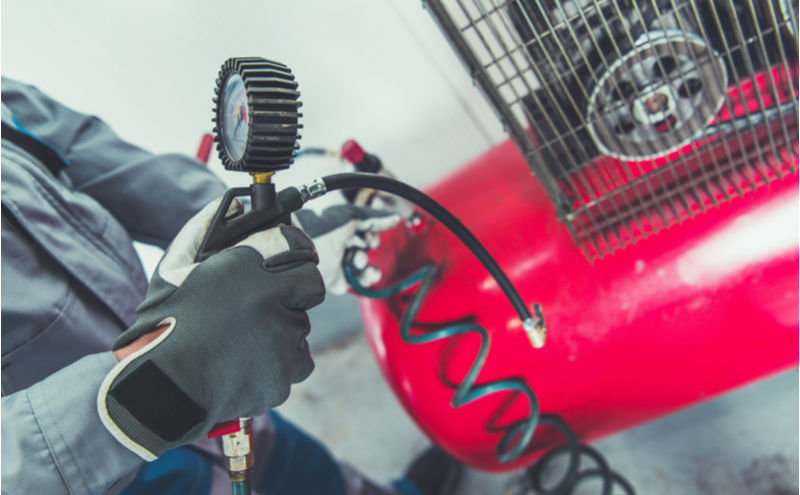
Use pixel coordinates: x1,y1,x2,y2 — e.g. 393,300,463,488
1,77,227,495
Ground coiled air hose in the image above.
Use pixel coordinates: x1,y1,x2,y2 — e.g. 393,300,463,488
342,256,636,495
324,173,634,493
294,172,543,463
524,439,636,495
342,251,635,493
343,255,539,463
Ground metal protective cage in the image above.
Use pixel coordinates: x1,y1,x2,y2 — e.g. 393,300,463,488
424,0,799,259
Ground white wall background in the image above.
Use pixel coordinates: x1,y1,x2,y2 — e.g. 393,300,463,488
2,0,507,192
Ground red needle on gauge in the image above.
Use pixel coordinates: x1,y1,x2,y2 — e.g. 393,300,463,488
233,104,247,138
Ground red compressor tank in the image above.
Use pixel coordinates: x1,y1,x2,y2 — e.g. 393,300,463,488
357,135,797,472
353,0,799,472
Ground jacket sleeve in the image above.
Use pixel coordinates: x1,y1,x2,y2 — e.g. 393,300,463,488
1,352,143,495
1,77,227,249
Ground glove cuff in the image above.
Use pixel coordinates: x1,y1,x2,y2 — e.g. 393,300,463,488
98,317,197,461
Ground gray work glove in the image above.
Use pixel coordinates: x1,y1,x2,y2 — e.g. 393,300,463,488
97,198,325,461
293,205,401,295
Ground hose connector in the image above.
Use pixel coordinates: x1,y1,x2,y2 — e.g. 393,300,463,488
222,418,254,482
523,304,547,349
298,178,327,203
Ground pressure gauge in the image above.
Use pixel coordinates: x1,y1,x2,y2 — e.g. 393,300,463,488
213,57,302,172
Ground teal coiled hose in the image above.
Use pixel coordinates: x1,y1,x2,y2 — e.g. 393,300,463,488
342,250,540,464
231,481,250,495
294,158,631,491
343,251,636,493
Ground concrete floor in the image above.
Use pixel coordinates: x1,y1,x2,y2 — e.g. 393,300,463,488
280,320,799,495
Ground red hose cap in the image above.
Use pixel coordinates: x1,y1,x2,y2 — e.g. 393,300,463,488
207,419,241,438
341,139,366,165
196,133,214,165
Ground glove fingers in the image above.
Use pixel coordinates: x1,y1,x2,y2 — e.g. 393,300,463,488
240,307,314,417
343,204,399,221
364,232,380,250
351,250,369,270
345,236,369,250
353,213,401,234
356,266,383,288
275,261,326,310
280,308,315,384
293,204,399,295
233,226,324,309
235,225,317,265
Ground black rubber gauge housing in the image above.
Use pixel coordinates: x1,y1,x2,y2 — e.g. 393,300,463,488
212,57,302,172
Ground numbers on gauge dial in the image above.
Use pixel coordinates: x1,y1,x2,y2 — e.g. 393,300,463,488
221,73,249,161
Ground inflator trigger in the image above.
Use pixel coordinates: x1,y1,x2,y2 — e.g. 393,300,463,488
194,183,305,263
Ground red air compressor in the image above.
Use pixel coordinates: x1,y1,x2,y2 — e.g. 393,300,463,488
347,0,799,475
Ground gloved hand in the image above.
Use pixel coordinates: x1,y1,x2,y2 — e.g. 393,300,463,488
293,205,401,295
365,189,417,220
97,198,325,461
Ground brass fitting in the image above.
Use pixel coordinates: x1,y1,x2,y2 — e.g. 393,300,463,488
523,304,547,349
525,320,547,349
250,172,274,184
222,418,254,482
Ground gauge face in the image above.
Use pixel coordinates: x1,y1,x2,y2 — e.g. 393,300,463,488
220,73,249,162
214,57,301,171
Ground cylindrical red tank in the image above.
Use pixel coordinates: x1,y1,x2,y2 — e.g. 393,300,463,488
358,138,798,472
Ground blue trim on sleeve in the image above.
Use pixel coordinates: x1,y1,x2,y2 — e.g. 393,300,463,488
10,114,71,166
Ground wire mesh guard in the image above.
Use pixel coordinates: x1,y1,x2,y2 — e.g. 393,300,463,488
425,0,799,259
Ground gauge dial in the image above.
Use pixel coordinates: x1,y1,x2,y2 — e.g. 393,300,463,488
213,57,302,172
220,73,249,162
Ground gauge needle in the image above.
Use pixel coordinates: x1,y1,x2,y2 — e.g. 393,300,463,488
232,104,247,138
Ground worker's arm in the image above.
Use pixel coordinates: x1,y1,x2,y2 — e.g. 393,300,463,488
2,353,143,495
3,197,326,493
1,77,226,249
